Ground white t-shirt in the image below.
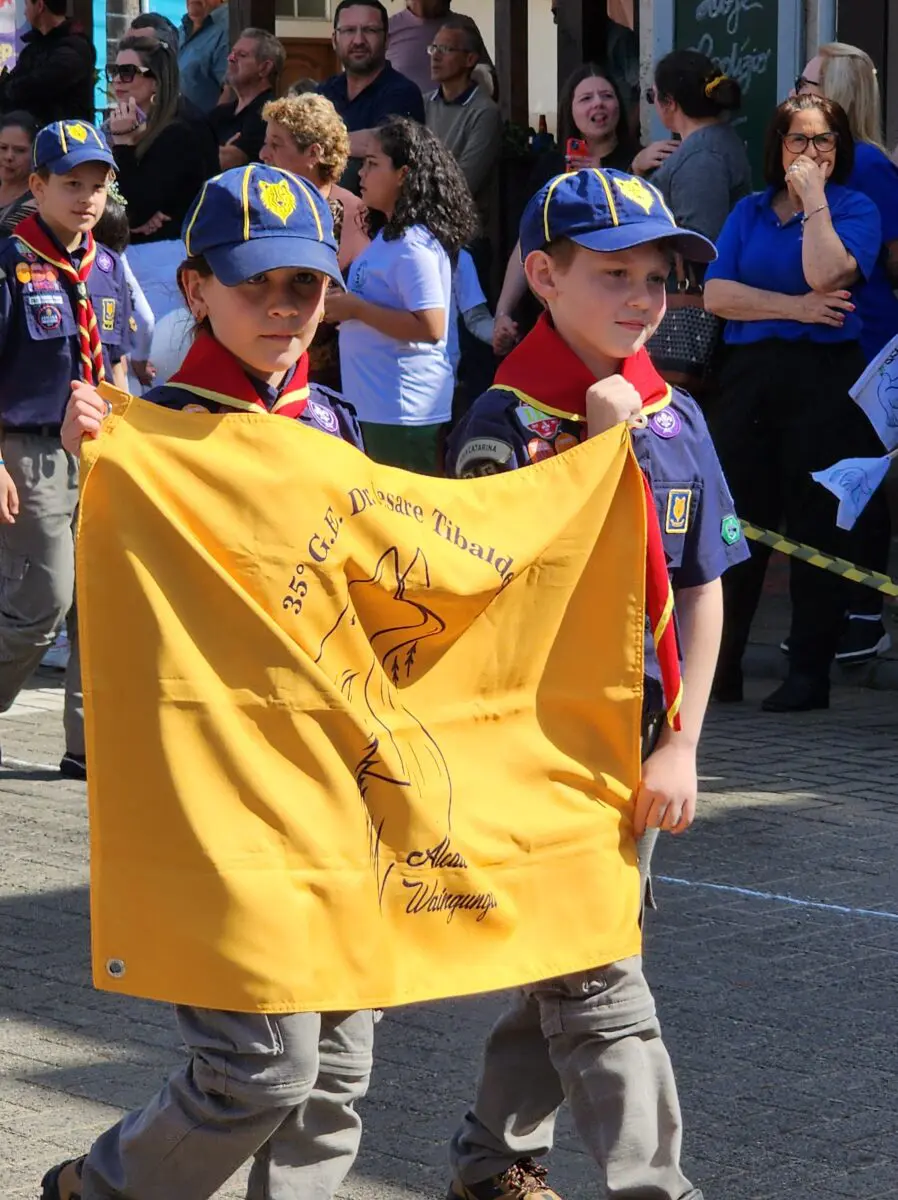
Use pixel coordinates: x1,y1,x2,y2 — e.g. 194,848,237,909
339,225,453,426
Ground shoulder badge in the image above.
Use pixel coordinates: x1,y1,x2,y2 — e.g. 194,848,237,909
515,403,559,440
650,409,682,439
721,515,742,545
455,437,514,478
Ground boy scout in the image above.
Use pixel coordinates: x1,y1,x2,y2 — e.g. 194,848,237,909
444,169,749,1200
0,120,129,780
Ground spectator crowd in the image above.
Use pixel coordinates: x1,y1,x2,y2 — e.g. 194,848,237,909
0,3,897,1200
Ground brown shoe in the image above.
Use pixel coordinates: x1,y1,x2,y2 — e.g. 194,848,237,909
40,1156,84,1200
447,1157,562,1199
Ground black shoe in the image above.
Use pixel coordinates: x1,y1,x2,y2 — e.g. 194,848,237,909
835,616,891,664
59,752,87,780
41,1155,84,1199
761,675,829,713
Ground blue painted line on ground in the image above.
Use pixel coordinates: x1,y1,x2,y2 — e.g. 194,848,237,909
657,875,898,922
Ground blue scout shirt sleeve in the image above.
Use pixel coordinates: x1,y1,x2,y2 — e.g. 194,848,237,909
446,389,541,476
636,391,749,590
829,186,882,281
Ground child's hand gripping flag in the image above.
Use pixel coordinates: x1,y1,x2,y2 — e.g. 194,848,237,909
811,452,896,531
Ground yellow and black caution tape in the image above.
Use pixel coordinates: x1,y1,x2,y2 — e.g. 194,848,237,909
742,523,898,598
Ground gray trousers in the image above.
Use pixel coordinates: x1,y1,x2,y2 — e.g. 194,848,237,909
449,955,701,1200
83,1006,375,1199
0,432,83,754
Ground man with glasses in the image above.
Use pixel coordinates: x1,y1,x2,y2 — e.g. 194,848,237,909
178,0,229,113
210,28,285,171
425,16,501,226
319,1,424,193
388,0,492,96
0,0,95,126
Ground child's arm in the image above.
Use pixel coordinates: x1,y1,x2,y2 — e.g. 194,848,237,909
461,302,494,346
634,577,723,836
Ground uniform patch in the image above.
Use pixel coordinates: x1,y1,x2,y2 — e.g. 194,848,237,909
36,304,62,330
96,250,113,273
308,400,339,433
665,488,692,534
721,515,742,545
650,408,682,439
15,262,31,284
553,432,581,454
129,315,138,333
101,298,116,331
455,437,514,477
14,241,35,261
515,403,559,440
182,404,210,413
527,437,555,464
26,293,63,305
31,263,59,290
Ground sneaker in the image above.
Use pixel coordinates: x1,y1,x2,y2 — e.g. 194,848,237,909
41,631,70,672
835,616,891,664
447,1159,562,1199
59,752,86,781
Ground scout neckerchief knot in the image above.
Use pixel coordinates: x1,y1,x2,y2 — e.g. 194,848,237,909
14,213,105,385
494,313,683,728
168,330,311,417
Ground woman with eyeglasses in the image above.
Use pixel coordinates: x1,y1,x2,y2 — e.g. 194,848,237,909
0,111,38,236
106,35,218,318
792,44,898,666
704,95,886,713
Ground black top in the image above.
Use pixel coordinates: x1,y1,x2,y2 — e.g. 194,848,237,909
207,89,274,163
114,118,218,245
318,62,425,132
0,20,95,126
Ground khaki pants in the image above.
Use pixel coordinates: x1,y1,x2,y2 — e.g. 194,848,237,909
0,432,83,755
83,1007,375,1199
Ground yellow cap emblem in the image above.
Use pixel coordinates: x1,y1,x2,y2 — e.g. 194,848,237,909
66,123,88,144
613,176,654,214
258,178,297,225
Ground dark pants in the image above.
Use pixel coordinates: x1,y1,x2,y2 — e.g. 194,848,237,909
709,339,889,682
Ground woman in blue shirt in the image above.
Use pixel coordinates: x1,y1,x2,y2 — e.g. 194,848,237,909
794,43,898,664
325,117,478,474
705,95,885,713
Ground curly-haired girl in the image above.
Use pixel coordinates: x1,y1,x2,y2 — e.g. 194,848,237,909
325,116,479,473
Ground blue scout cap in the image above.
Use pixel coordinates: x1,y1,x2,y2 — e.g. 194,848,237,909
182,164,345,288
520,167,717,263
33,121,116,175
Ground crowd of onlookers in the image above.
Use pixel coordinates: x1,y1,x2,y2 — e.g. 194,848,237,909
0,0,895,701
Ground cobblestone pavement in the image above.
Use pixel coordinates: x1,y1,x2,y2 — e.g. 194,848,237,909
2,672,898,1199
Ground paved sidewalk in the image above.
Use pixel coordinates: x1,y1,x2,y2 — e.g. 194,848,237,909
2,672,898,1198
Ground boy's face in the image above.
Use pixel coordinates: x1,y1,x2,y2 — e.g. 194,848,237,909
525,241,670,362
31,162,113,241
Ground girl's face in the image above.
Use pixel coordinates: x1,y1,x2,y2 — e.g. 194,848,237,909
113,50,157,110
260,122,322,182
359,143,407,215
781,107,838,180
0,125,33,186
571,75,620,141
183,265,329,385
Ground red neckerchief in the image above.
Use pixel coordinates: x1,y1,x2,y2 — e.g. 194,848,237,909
14,213,105,385
494,313,682,730
494,312,670,420
169,332,311,418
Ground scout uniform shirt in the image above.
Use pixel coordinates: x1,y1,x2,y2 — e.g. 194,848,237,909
0,219,130,429
148,332,365,451
446,314,750,715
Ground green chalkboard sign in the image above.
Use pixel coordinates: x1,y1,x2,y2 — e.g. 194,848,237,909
675,0,780,183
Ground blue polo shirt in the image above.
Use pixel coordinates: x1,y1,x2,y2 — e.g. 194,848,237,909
0,228,130,428
318,61,425,132
178,5,229,113
445,384,749,715
847,142,898,362
706,184,881,345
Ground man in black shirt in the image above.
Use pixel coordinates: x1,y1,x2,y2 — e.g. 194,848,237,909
209,27,285,171
0,0,95,126
319,0,424,192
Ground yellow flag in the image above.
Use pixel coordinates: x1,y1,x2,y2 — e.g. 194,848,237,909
77,388,646,1013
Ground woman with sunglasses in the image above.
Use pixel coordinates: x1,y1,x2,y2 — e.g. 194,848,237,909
106,35,218,318
704,95,886,713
